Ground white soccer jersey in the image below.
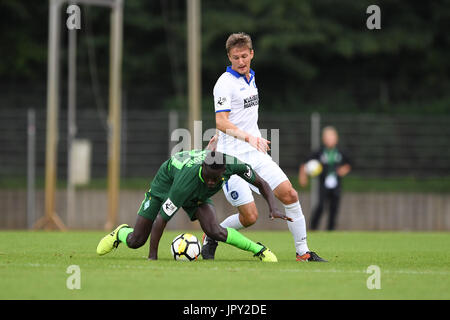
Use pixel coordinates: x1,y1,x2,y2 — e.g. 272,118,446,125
213,66,261,155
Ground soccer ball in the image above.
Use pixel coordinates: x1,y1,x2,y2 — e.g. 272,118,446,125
171,233,201,261
305,159,323,177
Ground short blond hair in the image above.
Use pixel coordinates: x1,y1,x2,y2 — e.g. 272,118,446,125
322,126,339,139
322,126,338,135
226,32,253,53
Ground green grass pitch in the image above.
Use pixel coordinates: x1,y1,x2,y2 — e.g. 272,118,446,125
0,230,449,300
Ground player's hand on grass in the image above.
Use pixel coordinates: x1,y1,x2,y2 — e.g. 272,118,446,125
269,208,293,222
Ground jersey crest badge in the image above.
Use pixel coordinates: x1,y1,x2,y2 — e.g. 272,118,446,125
244,165,253,179
217,97,227,106
163,198,178,216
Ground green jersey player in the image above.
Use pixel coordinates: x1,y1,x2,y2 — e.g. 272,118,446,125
96,150,291,262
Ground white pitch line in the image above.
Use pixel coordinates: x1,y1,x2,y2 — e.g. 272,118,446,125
0,262,449,276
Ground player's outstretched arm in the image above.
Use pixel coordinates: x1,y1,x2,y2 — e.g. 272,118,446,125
148,214,167,260
250,172,293,222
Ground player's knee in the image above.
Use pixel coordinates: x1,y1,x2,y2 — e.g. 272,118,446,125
238,203,258,227
281,188,298,204
241,211,258,227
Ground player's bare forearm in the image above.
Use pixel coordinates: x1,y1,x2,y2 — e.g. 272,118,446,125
251,173,292,222
216,112,270,152
253,175,276,211
148,214,167,260
216,114,248,142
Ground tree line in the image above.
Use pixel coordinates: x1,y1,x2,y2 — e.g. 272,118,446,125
0,0,449,114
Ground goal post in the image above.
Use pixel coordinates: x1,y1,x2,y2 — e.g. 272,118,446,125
37,0,123,230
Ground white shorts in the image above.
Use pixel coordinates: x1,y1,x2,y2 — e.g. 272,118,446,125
223,150,288,207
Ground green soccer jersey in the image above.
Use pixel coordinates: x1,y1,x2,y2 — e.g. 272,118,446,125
137,150,256,222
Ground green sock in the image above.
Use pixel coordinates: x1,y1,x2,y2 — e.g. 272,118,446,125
225,228,264,254
118,227,133,246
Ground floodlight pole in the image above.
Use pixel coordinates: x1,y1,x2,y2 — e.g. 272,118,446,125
27,109,36,229
40,0,123,231
67,15,77,227
35,0,67,230
105,0,123,230
187,0,201,149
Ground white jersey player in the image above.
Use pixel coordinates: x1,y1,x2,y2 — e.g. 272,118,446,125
202,32,326,262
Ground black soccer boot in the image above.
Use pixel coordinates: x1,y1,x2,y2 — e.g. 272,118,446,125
201,234,218,260
296,251,328,262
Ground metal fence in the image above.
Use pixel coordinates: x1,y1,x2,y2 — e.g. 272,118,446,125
1,109,449,179
1,109,450,230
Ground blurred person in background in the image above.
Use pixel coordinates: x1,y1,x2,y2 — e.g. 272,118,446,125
299,126,352,231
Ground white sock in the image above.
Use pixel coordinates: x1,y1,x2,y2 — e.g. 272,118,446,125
220,213,244,230
284,201,309,255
